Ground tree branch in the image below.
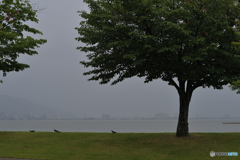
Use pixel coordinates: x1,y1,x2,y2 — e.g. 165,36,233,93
186,80,194,95
169,78,179,92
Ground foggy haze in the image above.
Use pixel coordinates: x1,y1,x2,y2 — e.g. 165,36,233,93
0,0,239,119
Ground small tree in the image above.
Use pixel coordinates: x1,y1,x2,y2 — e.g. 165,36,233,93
76,0,240,136
0,0,47,80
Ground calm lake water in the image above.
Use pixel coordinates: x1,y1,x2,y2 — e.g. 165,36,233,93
0,119,240,133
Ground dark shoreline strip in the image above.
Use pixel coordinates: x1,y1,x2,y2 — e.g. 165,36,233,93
222,122,240,124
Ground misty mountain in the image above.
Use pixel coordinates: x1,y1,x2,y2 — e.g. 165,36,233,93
0,95,73,118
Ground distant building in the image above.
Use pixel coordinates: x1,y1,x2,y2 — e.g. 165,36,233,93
102,114,110,120
224,114,230,119
154,113,169,119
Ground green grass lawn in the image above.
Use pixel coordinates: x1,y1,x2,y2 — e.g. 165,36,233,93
0,132,239,160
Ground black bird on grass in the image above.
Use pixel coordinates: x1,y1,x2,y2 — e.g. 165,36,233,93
54,129,61,133
29,130,35,132
111,130,117,133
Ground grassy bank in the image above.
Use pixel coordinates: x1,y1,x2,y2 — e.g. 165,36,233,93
0,132,239,160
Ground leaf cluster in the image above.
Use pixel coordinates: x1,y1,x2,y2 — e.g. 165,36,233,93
0,0,47,79
229,80,240,94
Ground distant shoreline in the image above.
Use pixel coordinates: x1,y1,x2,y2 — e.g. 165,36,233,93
222,122,240,124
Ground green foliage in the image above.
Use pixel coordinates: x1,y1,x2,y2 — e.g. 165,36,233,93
0,132,240,160
230,80,240,94
0,0,47,79
76,0,240,90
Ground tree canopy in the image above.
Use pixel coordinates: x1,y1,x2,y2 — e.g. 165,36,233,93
0,0,47,80
76,0,240,136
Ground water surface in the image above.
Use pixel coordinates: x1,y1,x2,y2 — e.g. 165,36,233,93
0,119,239,133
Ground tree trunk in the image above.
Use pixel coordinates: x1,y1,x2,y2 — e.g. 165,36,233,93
176,81,193,137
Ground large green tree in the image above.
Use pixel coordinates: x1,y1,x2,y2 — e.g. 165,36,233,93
76,0,240,136
0,0,46,80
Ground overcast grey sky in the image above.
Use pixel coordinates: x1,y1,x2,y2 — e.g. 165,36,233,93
0,0,239,118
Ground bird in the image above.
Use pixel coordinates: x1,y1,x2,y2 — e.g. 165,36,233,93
29,130,35,132
111,130,117,133
54,129,61,133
